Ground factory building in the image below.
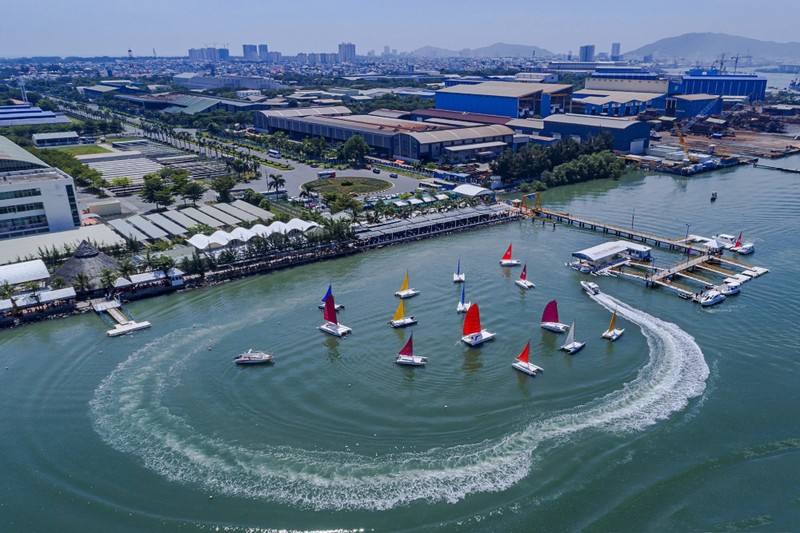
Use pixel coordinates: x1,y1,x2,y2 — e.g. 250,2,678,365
678,68,766,102
571,89,666,117
435,81,572,119
0,104,72,128
0,136,81,239
172,73,286,91
395,125,514,163
541,114,650,154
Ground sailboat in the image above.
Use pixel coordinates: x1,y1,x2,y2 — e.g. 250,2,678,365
560,320,586,354
601,308,625,341
318,284,344,310
456,283,472,313
395,270,420,299
732,231,755,255
318,292,352,336
514,263,535,289
395,333,427,366
499,243,521,266
389,299,417,328
453,258,465,283
461,303,496,346
511,341,543,376
540,300,569,333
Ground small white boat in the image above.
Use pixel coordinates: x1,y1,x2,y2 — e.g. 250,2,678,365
698,289,726,307
234,349,274,365
499,243,521,266
712,233,738,248
318,284,344,310
395,270,420,299
511,341,543,376
515,264,536,289
389,299,417,328
456,283,472,313
540,300,569,333
719,282,740,296
453,258,465,283
568,260,592,274
319,292,352,336
461,303,496,346
580,281,600,295
601,308,624,341
560,320,586,354
395,333,427,367
733,242,755,254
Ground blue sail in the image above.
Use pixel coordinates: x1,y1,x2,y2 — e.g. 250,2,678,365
321,284,332,303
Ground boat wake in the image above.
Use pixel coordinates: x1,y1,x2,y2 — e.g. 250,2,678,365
90,296,708,510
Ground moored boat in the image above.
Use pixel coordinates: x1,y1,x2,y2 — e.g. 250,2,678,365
395,333,427,366
461,303,496,346
511,341,543,376
540,300,569,333
515,263,535,289
499,243,521,266
395,270,420,299
560,320,586,354
698,289,725,307
234,349,274,365
719,282,740,296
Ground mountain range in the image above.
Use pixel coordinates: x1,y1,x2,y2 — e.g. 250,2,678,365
624,33,800,63
412,42,554,59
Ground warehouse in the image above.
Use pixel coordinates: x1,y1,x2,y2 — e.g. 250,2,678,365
542,114,650,154
435,81,572,119
571,89,666,117
395,125,514,163
679,69,766,102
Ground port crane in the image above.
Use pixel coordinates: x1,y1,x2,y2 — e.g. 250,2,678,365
674,126,699,163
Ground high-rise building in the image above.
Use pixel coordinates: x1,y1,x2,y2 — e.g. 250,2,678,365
258,44,269,61
611,42,621,61
217,48,230,60
243,44,258,60
579,44,595,62
338,42,356,63
383,45,391,56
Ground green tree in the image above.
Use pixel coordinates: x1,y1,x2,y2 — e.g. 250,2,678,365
210,175,237,203
99,268,117,291
339,135,369,165
73,273,91,295
268,173,286,196
139,172,175,210
110,176,133,194
179,181,206,206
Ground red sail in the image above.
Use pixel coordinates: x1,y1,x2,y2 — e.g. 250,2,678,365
541,300,559,323
501,244,513,261
516,341,530,363
323,293,338,323
398,334,414,357
735,231,743,247
520,264,527,281
462,303,482,335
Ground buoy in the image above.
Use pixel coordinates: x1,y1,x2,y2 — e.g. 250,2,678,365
444,405,448,409
208,495,213,500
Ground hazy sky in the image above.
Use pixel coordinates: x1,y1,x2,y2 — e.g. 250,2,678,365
3,0,799,58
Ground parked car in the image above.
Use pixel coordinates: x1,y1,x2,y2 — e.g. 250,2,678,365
389,173,398,178
372,168,381,174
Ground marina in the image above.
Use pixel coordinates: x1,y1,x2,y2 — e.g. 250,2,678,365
91,298,151,336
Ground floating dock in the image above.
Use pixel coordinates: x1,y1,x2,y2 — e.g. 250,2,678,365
753,162,800,174
92,298,151,336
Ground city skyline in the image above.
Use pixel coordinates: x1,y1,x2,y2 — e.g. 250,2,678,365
2,0,799,58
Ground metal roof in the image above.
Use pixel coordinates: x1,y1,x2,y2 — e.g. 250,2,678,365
543,113,643,130
573,89,664,104
438,81,571,98
0,259,50,285
406,124,514,144
0,135,50,169
231,200,274,221
673,93,720,101
257,106,351,118
444,141,507,152
453,184,492,197
0,225,125,266
32,132,79,141
0,287,76,312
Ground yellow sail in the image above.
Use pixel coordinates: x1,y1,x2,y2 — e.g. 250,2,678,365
399,271,409,292
607,308,617,332
393,300,405,321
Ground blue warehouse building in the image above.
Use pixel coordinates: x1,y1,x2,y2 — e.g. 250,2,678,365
679,69,766,102
436,81,572,119
542,114,650,154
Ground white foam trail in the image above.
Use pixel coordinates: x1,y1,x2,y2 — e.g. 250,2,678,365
91,295,708,510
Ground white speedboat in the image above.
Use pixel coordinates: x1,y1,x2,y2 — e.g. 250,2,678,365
540,300,569,333
580,281,600,295
719,282,740,296
234,349,274,365
500,243,522,266
511,341,543,376
733,242,755,254
515,264,535,289
560,320,586,354
712,233,737,248
395,270,420,299
698,290,725,307
461,303,496,346
395,334,427,367
389,299,417,328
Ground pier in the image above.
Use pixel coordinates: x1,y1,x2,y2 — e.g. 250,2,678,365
753,162,800,174
91,298,151,336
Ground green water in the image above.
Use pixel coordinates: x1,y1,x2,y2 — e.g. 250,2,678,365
1,161,799,532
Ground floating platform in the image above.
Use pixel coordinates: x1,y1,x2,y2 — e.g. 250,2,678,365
92,298,151,336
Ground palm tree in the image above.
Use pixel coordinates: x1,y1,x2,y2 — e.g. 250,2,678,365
268,173,285,196
0,281,13,300
74,273,91,295
118,259,136,281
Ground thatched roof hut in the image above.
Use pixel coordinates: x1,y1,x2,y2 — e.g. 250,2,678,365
51,241,121,290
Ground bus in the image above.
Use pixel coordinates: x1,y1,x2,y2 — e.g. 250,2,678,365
267,149,282,158
317,171,336,179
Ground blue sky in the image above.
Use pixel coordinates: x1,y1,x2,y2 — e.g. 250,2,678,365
2,0,799,58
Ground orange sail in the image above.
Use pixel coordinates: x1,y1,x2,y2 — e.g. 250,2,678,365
323,293,338,323
520,264,528,281
398,334,414,357
462,303,482,335
501,244,513,261
516,341,530,364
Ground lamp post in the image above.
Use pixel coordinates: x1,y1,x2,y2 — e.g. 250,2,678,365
685,223,691,262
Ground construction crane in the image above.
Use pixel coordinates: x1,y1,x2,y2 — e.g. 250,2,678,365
128,48,133,59
17,78,29,103
152,48,157,59
674,125,699,163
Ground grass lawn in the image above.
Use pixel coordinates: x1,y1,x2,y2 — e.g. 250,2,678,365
107,136,141,143
306,177,391,195
47,145,112,156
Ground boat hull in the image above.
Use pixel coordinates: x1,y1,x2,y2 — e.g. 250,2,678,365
580,281,600,295
461,330,496,346
456,302,472,313
319,322,352,336
500,260,521,266
395,355,427,366
515,279,535,289
601,328,624,341
512,361,543,375
318,303,345,310
395,289,419,299
234,351,274,364
561,341,586,354
541,322,569,333
389,316,417,328
453,274,465,283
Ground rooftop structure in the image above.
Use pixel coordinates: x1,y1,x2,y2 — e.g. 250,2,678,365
0,259,50,286
0,104,72,128
0,135,50,172
542,114,650,153
436,81,572,119
32,131,80,148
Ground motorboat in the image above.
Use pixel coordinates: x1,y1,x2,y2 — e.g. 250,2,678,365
540,300,569,333
234,349,274,365
511,341,543,376
560,320,586,354
580,281,600,295
389,299,417,328
395,270,420,299
395,334,427,367
499,243,522,266
732,242,755,255
698,289,726,307
515,264,535,289
461,303,496,346
568,260,593,274
719,282,740,296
